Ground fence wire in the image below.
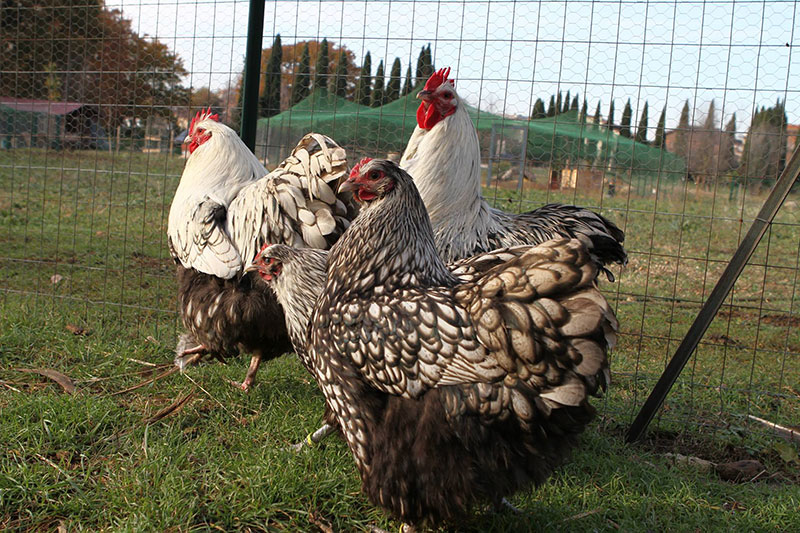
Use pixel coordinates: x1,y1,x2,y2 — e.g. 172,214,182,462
1,0,798,446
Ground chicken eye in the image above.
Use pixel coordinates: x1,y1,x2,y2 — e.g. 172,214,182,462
369,170,381,180
442,92,453,99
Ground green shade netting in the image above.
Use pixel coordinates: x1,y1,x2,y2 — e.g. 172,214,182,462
258,89,685,177
0,104,42,136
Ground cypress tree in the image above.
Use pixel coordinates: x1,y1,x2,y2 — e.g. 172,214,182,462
740,108,762,180
593,101,601,124
546,95,556,117
607,100,615,127
356,52,372,106
385,58,401,103
775,99,788,173
723,113,737,171
402,64,413,96
563,91,571,113
674,100,691,159
741,106,781,182
415,46,426,86
260,34,283,118
579,99,588,121
231,68,245,133
314,38,329,90
334,50,348,99
371,60,385,107
555,92,563,115
291,43,311,106
619,99,633,138
703,99,717,131
416,44,433,84
531,98,545,119
654,106,666,148
635,101,649,144
571,94,579,111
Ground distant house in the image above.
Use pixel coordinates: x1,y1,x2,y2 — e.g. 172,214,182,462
666,125,797,163
663,129,679,154
0,97,108,150
786,124,799,156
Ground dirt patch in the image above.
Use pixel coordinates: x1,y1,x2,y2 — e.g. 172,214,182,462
760,314,800,328
606,425,799,484
131,251,172,271
705,333,746,349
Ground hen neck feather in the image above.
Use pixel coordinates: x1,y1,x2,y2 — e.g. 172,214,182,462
271,249,327,351
328,179,454,294
400,104,501,260
173,126,266,209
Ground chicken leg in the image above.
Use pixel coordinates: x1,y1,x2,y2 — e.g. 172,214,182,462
229,350,263,391
289,423,337,451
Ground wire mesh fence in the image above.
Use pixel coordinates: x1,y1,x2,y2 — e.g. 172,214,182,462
1,0,798,448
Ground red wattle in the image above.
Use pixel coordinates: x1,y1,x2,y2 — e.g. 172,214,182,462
417,102,442,130
358,190,377,202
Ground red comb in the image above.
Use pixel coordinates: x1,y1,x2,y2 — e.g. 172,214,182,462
189,107,219,135
423,67,453,91
350,157,373,178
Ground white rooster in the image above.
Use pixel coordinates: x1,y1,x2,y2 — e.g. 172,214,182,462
167,109,354,390
401,68,627,277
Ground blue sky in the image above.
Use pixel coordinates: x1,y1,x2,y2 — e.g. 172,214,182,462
111,0,799,133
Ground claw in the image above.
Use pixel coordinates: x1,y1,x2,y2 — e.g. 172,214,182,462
180,344,208,356
174,350,206,372
369,525,415,533
492,497,522,515
224,378,250,391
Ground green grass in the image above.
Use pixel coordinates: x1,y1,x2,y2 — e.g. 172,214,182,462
1,148,799,531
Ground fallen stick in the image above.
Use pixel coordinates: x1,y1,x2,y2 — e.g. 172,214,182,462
748,414,800,444
110,352,203,396
144,392,195,424
126,357,158,367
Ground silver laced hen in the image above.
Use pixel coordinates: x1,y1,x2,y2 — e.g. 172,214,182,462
301,158,618,527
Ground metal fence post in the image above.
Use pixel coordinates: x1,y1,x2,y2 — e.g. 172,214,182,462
240,0,265,151
626,145,800,443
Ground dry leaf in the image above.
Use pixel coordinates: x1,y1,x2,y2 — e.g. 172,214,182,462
15,368,76,394
564,509,601,522
715,460,765,482
308,511,334,533
722,501,747,512
774,441,799,464
50,274,63,284
66,324,90,336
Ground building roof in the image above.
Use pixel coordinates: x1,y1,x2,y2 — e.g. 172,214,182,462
0,97,85,115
